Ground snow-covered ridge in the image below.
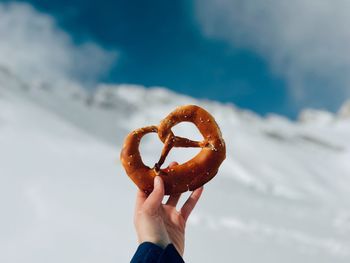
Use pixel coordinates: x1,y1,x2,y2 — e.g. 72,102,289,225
3,65,350,125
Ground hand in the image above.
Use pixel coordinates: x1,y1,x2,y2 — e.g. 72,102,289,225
133,162,204,256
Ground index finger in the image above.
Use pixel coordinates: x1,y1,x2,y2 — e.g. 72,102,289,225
180,186,204,222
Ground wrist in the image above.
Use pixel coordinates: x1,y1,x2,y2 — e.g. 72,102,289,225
138,235,171,249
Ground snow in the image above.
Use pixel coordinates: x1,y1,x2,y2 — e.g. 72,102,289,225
1,69,350,262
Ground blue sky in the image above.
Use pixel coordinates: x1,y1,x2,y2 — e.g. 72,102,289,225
5,0,350,118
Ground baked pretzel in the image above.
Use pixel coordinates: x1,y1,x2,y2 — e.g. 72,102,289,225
120,105,226,195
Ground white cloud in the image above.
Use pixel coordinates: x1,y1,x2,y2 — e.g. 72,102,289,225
195,0,350,111
0,2,117,85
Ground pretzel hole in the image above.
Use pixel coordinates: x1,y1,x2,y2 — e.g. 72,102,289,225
171,121,203,141
138,132,164,168
162,122,203,167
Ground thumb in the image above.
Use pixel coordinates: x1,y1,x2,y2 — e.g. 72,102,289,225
143,176,164,213
168,161,179,168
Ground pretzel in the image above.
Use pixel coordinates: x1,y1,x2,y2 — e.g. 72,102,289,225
120,105,226,195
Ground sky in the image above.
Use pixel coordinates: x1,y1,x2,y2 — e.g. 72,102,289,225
1,0,350,118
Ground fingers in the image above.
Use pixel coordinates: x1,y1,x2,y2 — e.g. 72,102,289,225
166,193,181,207
180,186,204,222
143,176,164,213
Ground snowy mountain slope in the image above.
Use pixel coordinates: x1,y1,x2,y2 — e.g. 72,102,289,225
1,68,350,262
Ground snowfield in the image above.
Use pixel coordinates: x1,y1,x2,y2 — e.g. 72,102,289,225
1,68,350,262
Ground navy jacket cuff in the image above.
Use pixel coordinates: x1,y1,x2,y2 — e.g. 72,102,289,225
131,242,184,263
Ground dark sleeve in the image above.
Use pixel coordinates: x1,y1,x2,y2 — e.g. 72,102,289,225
130,242,185,263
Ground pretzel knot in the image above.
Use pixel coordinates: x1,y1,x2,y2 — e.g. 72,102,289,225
120,105,226,195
